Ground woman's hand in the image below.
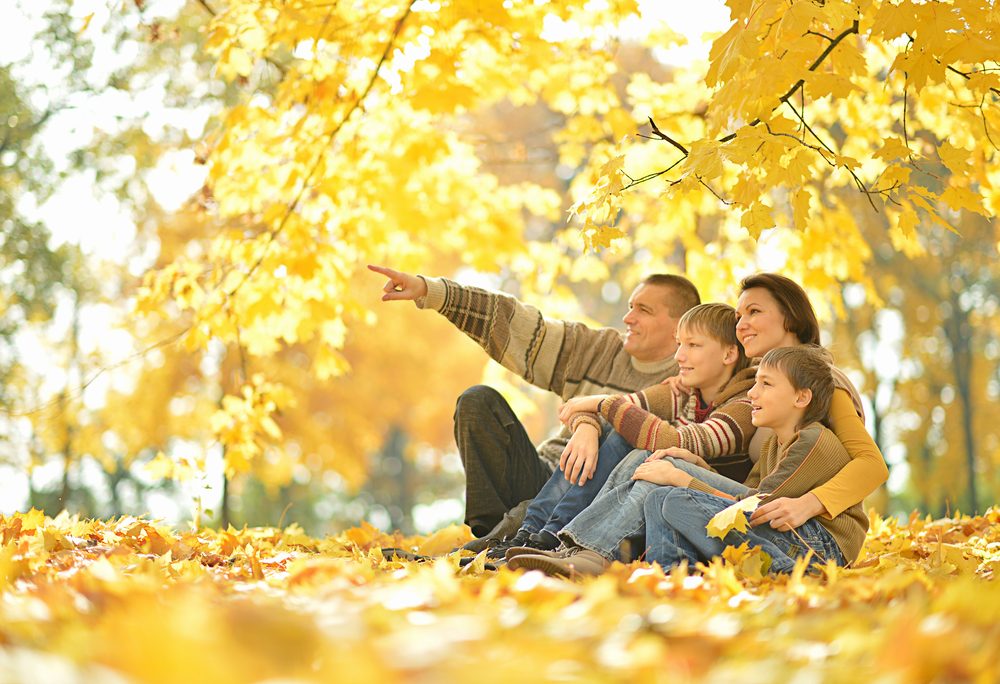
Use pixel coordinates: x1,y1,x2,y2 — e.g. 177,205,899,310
749,493,826,531
558,395,609,426
559,423,600,486
632,460,692,487
647,446,709,469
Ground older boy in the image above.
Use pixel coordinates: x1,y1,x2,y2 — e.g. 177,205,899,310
495,303,756,560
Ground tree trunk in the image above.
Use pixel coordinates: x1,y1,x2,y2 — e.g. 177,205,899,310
946,294,977,513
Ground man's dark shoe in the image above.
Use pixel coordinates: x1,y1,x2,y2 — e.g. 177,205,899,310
461,500,530,554
503,531,560,560
507,547,611,577
485,529,532,560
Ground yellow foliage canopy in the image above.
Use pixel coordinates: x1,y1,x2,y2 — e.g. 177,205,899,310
133,0,1000,481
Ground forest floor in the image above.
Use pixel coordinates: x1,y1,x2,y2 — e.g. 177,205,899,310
1,508,998,683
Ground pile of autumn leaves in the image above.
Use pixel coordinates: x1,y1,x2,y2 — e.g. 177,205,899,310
1,509,999,684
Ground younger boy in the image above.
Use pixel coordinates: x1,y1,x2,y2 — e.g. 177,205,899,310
514,345,868,576
488,303,756,560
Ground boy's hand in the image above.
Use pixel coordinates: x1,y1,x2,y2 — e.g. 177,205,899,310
632,460,693,487
559,423,600,486
750,493,825,531
647,447,708,469
558,395,609,425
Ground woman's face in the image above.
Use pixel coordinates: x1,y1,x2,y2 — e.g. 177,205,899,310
735,287,801,358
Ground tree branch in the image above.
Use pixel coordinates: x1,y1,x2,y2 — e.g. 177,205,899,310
719,19,860,144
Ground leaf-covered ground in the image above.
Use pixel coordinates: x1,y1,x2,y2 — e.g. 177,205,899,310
1,509,999,683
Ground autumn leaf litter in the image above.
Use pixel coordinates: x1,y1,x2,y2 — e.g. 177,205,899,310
0,509,999,683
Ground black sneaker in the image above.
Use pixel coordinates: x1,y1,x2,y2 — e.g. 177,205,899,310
504,531,561,560
485,529,532,560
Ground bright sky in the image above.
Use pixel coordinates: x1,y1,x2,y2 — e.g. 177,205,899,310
0,0,732,520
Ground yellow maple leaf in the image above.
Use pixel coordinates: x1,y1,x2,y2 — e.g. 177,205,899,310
792,187,811,231
940,186,988,217
707,495,762,539
938,142,972,174
874,137,912,162
415,523,473,557
741,202,774,240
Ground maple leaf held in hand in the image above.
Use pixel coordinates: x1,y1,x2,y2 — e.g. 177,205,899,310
706,495,762,539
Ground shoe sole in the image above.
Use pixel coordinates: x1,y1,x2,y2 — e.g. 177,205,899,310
507,554,575,577
504,545,561,561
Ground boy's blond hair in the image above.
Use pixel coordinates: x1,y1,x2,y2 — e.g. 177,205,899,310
677,303,749,373
759,345,835,428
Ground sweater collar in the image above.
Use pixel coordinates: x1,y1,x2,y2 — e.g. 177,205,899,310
630,354,678,375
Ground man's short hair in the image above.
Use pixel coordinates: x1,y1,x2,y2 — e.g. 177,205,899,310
759,345,835,428
678,303,749,373
640,273,701,317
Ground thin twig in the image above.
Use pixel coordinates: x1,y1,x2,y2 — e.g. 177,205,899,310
790,526,829,565
780,100,837,157
698,178,732,205
1,327,191,418
646,116,689,155
805,29,834,42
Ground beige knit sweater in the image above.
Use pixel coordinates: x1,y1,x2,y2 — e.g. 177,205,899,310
418,276,679,469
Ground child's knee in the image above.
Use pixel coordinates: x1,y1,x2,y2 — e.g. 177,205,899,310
642,486,684,518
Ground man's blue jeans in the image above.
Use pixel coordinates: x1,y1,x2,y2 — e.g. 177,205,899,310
519,430,635,537
558,453,745,560
643,487,846,572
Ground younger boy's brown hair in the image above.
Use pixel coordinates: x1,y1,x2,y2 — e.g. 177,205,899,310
677,303,749,373
759,345,835,428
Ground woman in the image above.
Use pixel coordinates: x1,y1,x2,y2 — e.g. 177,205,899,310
728,273,886,530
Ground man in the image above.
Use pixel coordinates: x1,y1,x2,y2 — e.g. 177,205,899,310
367,264,700,547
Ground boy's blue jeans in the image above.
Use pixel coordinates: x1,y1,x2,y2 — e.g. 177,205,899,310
519,429,634,537
643,487,846,572
559,451,745,560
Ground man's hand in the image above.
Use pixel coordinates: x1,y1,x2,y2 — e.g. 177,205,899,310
367,264,428,302
559,423,600,486
647,446,709,470
749,493,825,531
557,394,609,426
632,460,693,487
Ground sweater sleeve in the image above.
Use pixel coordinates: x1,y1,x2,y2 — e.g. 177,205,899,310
686,436,767,499
809,389,889,518
417,276,633,398
598,388,753,458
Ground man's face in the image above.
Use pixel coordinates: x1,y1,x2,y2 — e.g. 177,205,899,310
622,283,681,362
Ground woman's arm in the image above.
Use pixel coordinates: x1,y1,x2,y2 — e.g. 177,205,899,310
809,388,889,517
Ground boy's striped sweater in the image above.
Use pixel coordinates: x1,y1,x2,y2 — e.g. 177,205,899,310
570,365,758,482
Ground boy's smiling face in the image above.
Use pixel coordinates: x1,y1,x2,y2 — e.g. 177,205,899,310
674,327,737,392
747,364,811,430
